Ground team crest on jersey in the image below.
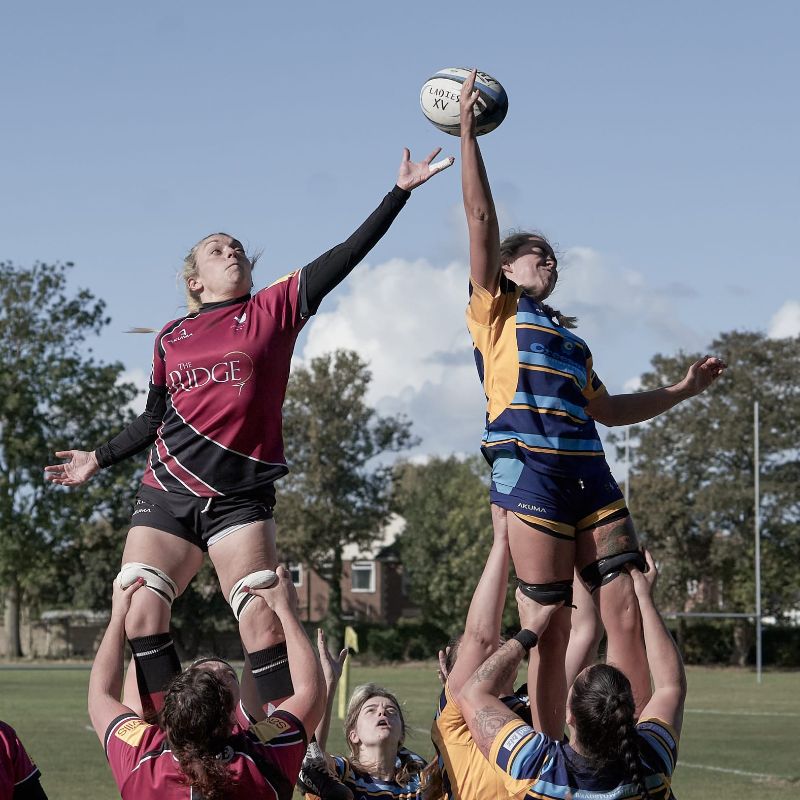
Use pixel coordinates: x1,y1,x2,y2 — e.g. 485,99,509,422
115,718,152,746
252,716,290,743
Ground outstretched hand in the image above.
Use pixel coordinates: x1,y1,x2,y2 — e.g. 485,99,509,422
317,628,348,687
396,147,454,191
44,449,100,487
679,356,726,397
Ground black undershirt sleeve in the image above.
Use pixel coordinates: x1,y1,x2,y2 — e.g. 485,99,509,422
299,184,411,317
94,385,167,468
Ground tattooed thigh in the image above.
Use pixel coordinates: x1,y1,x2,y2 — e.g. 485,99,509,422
576,515,639,569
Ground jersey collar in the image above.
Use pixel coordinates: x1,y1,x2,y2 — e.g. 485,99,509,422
198,292,251,314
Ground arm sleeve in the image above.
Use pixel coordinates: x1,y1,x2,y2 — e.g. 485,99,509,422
582,352,606,402
94,385,167,468
489,718,551,780
104,714,159,790
298,185,410,317
1,724,45,800
636,719,679,777
249,711,308,783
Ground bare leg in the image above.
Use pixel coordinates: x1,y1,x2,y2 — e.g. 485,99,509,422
209,520,287,707
120,526,203,716
564,570,604,686
576,516,651,715
506,507,574,738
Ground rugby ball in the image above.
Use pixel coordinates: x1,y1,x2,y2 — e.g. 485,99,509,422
420,67,508,136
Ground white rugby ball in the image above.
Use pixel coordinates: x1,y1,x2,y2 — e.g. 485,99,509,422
420,67,508,136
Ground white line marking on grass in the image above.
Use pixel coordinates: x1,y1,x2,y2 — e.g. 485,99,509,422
686,708,800,717
679,762,797,781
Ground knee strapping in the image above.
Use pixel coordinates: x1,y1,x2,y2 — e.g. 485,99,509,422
228,569,278,621
517,578,575,607
580,550,647,593
118,562,178,607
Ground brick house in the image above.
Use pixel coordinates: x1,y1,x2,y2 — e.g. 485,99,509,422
285,515,416,625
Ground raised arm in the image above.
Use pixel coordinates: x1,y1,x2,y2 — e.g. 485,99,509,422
631,552,687,735
586,356,725,427
299,148,453,317
244,566,325,738
447,505,510,697
460,595,561,759
313,628,348,750
88,579,144,742
460,69,501,294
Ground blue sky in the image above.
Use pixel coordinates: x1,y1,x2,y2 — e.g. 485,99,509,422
2,1,798,467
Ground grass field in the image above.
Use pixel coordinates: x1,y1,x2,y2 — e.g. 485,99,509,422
1,663,797,799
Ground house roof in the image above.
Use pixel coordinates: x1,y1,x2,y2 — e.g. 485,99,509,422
341,514,406,562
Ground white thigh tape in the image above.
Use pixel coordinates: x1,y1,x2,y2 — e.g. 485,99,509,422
117,562,178,607
228,569,278,621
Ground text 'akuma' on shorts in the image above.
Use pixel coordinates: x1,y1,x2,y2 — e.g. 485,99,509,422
130,484,276,552
489,453,629,540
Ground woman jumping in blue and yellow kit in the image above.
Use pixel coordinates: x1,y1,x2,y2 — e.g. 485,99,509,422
458,69,724,737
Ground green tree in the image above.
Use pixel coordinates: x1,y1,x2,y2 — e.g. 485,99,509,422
613,331,800,663
0,261,140,656
394,455,515,638
278,350,415,642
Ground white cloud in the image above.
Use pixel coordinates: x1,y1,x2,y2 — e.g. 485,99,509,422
301,257,484,458
768,300,800,339
299,247,710,458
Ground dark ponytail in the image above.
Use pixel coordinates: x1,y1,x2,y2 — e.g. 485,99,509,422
499,230,577,329
570,664,650,799
162,667,237,800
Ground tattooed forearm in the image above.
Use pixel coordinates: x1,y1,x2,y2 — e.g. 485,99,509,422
471,704,518,758
470,640,523,692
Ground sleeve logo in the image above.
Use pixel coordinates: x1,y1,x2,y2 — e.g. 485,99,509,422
502,725,533,751
252,715,291,743
114,719,151,747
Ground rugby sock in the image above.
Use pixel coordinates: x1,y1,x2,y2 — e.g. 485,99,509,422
129,632,181,718
248,642,294,704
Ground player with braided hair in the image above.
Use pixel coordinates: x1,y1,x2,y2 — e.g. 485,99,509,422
459,549,685,800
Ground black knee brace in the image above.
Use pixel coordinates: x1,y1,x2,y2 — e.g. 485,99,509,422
517,578,575,607
580,550,647,593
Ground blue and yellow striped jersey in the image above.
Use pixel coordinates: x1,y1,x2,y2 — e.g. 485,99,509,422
490,716,679,800
330,752,426,800
467,278,608,478
431,683,533,800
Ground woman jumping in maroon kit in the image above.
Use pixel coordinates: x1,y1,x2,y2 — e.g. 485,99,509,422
47,148,453,718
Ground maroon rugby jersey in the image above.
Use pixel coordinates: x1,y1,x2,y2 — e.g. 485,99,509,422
141,272,304,497
104,710,306,799
0,721,41,799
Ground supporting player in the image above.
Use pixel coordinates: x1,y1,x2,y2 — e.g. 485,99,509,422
458,67,724,736
0,720,48,799
88,566,325,799
460,550,685,800
45,146,453,718
432,504,534,799
302,631,439,800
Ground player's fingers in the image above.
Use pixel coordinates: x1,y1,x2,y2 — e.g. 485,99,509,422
424,146,443,164
401,147,411,163
54,451,72,458
429,156,454,174
338,648,348,665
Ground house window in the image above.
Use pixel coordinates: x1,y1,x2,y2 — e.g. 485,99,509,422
289,563,303,587
351,561,375,593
